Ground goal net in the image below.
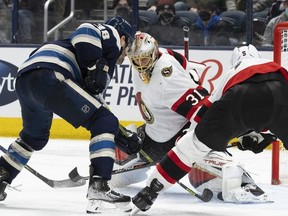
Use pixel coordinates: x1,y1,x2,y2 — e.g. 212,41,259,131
272,22,288,185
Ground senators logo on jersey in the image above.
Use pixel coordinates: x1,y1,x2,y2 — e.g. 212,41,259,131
136,92,154,124
161,66,173,77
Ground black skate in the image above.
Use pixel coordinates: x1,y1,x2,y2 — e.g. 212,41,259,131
130,178,164,214
86,176,131,213
0,167,9,201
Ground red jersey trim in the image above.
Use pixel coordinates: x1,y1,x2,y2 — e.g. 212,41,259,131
157,164,176,184
223,62,286,94
167,150,191,173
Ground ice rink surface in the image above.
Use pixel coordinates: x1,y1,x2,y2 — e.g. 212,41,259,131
0,137,288,216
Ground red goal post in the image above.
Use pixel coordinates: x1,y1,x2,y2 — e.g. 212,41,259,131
272,22,288,185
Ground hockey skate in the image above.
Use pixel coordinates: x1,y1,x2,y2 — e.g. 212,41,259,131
218,182,272,203
0,166,9,201
130,178,164,215
86,176,131,214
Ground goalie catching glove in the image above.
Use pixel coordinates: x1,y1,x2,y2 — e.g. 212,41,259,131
84,58,110,94
115,126,143,155
236,131,277,154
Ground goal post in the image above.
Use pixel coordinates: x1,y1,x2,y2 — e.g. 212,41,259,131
272,22,288,185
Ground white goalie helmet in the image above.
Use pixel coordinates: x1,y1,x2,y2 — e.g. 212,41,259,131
230,44,261,67
127,31,159,83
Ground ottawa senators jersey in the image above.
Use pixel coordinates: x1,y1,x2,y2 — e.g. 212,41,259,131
133,49,209,142
210,58,288,103
193,58,288,125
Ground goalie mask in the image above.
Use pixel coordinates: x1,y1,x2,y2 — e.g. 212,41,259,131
127,31,159,83
230,44,261,67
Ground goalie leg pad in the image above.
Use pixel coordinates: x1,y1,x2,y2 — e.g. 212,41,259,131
222,163,243,202
188,151,234,194
109,168,149,188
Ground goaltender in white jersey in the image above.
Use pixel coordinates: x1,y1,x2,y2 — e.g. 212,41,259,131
133,47,207,143
113,32,272,204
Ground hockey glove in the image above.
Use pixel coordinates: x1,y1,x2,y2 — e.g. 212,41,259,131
237,131,277,154
115,127,143,155
186,61,206,84
84,58,109,94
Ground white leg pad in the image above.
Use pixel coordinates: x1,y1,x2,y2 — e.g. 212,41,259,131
222,163,243,202
109,168,149,188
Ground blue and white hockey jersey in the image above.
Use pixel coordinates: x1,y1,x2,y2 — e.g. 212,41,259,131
18,23,122,86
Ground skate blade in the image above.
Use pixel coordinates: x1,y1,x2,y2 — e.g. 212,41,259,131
86,199,103,214
128,204,141,216
86,199,132,214
115,201,132,211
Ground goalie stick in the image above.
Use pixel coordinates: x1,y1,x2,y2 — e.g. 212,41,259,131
69,161,156,182
0,145,86,188
183,26,190,60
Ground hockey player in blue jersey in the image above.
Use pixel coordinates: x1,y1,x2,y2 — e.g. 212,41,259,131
0,17,142,213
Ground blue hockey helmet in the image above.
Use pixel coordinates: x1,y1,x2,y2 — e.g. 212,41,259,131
104,17,133,46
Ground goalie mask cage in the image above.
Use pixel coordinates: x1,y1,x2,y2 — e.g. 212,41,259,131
272,22,288,185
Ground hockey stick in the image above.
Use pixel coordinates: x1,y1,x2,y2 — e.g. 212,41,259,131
183,26,190,60
69,161,156,182
0,145,86,188
139,149,213,202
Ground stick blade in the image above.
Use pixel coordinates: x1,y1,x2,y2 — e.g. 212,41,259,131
68,167,82,182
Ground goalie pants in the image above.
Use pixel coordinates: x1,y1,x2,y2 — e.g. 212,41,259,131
195,72,288,151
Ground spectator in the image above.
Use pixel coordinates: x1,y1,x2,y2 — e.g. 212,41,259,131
74,0,101,20
179,0,226,14
226,0,274,19
267,0,285,21
149,0,191,45
0,0,10,43
147,0,193,12
190,2,231,46
174,0,188,11
113,0,132,23
17,0,40,43
54,0,67,24
262,0,288,46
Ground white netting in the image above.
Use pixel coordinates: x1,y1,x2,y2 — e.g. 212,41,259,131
281,29,288,70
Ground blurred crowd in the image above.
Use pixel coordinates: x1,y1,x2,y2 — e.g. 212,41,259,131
0,0,288,47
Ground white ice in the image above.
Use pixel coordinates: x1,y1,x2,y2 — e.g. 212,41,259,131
0,137,288,216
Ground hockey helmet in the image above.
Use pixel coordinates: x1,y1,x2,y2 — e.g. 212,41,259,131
230,44,261,67
104,17,133,46
127,31,159,83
